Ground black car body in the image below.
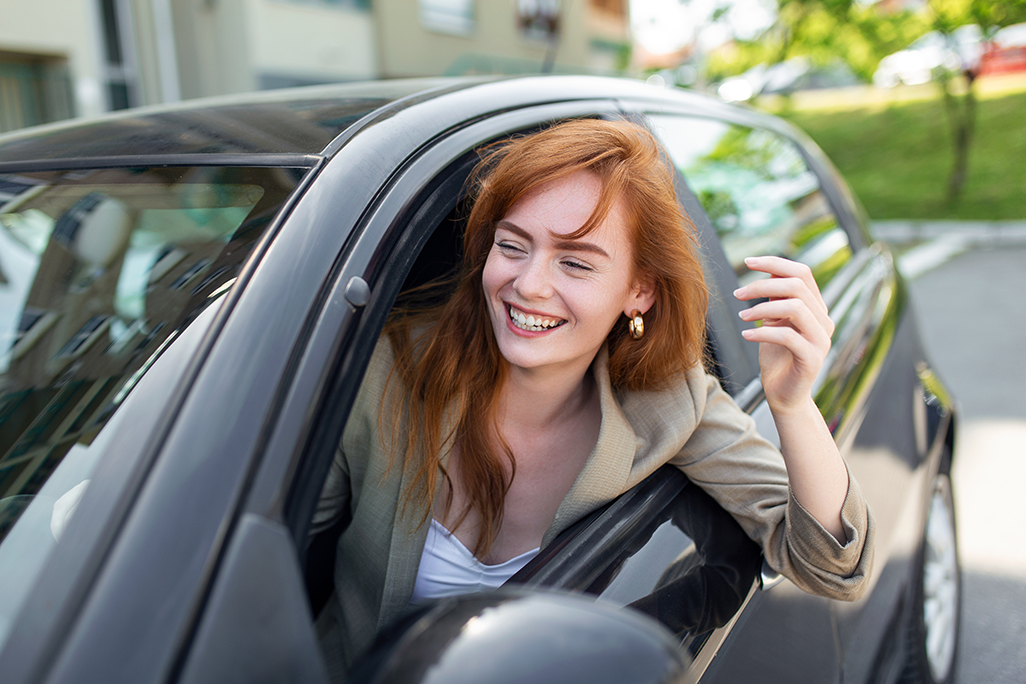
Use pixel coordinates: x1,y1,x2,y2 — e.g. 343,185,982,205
0,76,959,684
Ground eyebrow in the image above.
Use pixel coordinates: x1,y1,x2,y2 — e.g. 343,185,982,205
495,220,611,259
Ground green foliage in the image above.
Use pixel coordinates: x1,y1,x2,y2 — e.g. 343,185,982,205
778,88,1026,219
706,41,778,81
969,0,1026,32
705,2,931,82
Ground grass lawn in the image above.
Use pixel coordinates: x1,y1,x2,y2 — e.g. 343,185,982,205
767,75,1026,220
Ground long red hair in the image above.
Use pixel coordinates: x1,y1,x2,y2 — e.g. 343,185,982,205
386,118,708,556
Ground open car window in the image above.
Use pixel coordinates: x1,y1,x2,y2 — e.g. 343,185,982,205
297,120,767,679
648,115,853,290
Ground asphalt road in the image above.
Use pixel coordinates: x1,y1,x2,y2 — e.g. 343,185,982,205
903,243,1026,683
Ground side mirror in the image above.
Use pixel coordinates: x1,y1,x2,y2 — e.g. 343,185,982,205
350,589,690,684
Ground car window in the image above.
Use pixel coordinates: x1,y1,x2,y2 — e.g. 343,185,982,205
0,165,303,649
648,115,852,290
300,121,766,671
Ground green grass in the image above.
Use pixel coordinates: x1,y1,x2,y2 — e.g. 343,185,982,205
773,86,1026,220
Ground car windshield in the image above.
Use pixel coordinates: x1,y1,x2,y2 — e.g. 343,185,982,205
0,165,303,646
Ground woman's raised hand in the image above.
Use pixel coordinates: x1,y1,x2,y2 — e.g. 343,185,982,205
733,256,835,415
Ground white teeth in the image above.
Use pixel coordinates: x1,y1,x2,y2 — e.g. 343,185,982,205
508,306,565,332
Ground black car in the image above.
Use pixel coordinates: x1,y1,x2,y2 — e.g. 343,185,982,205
0,76,959,684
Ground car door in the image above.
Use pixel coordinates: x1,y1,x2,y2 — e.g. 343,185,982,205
237,99,790,682
170,99,649,682
642,106,926,684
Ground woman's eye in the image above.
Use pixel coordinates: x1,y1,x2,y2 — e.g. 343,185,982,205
497,242,524,255
562,259,592,272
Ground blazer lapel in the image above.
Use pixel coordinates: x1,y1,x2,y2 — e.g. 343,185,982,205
543,348,636,547
377,402,458,628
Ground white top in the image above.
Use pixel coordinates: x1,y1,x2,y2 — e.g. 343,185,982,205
410,519,540,605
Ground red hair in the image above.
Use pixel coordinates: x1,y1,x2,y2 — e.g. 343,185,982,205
387,118,708,555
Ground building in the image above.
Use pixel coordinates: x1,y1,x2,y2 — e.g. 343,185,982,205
0,0,630,135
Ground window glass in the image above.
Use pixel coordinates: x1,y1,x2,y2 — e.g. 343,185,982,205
420,0,475,35
648,115,852,289
0,165,302,648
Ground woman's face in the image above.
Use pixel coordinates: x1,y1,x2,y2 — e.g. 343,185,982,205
482,170,655,379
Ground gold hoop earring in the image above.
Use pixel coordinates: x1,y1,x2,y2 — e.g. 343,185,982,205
628,310,644,340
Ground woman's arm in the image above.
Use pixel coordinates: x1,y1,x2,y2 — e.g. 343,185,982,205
733,256,849,544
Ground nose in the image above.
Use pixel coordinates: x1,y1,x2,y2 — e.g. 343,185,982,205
513,254,554,301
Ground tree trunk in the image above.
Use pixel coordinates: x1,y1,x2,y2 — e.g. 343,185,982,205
940,72,977,203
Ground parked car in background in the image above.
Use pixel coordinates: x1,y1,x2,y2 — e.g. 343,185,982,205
717,57,859,102
874,25,983,87
979,23,1026,75
0,76,959,684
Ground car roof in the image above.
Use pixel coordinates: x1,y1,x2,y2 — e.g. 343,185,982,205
0,76,760,169
0,78,469,165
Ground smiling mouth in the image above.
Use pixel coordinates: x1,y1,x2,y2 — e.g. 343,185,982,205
508,305,566,332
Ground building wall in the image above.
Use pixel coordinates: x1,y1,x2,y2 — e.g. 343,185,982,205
171,0,257,99
374,0,595,78
0,0,104,124
0,0,630,135
247,0,377,87
586,0,631,73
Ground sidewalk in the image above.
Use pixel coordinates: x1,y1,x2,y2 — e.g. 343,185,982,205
870,220,1026,279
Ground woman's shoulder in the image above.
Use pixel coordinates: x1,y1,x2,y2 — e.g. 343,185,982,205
614,363,718,424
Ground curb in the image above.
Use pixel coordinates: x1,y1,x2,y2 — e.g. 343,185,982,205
870,220,1026,279
870,220,1026,247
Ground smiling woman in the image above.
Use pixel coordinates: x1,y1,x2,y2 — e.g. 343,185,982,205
484,174,653,384
312,118,873,680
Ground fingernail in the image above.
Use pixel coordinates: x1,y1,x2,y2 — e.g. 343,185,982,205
744,257,758,266
733,287,746,298
737,309,747,320
741,328,755,338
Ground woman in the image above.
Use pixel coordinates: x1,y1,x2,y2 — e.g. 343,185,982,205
315,118,873,674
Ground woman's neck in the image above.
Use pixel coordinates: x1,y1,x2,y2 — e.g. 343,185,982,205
498,358,599,432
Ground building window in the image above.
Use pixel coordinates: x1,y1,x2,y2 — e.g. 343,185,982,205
98,0,139,110
420,0,475,35
0,59,75,134
517,0,560,41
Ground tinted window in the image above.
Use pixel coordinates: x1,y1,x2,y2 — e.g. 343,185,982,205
648,115,851,289
0,165,302,647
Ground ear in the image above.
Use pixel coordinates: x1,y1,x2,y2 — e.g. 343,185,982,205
626,276,657,317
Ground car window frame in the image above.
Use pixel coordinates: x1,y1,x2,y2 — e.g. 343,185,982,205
632,105,873,405
236,98,819,681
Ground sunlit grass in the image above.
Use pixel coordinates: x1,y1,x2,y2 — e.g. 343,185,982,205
765,75,1026,220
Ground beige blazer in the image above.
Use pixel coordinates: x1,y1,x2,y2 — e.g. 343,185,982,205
314,338,874,672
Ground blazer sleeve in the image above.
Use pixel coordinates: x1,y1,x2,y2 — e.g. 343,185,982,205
668,367,875,602
309,335,398,536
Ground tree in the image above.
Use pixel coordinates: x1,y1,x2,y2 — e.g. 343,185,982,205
705,0,928,86
929,0,1026,201
708,0,1025,204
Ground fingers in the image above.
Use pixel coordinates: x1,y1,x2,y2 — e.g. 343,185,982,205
742,255,816,284
733,257,834,337
741,324,820,366
739,298,831,350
